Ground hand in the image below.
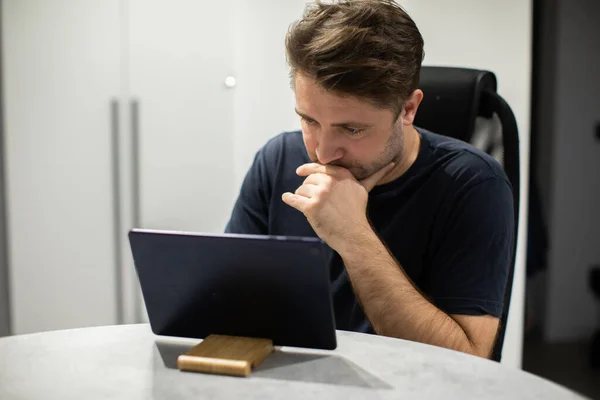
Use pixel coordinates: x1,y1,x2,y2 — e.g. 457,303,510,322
282,162,395,253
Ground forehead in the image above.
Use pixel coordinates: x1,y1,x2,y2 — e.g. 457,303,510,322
293,73,382,118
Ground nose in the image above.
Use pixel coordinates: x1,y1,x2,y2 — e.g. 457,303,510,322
315,131,343,165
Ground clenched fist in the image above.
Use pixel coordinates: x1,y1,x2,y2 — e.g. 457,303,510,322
282,162,395,254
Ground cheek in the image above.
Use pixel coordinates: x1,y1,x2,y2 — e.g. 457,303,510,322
366,131,391,153
302,129,318,154
344,137,374,159
343,133,390,164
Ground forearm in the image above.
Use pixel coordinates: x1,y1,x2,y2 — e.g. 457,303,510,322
339,229,489,357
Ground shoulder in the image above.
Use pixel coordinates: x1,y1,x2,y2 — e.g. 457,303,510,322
418,127,511,192
251,130,309,188
259,130,305,157
253,130,306,170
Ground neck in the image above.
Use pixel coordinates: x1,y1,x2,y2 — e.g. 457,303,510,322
378,125,421,185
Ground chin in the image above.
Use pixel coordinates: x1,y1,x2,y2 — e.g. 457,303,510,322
348,168,372,181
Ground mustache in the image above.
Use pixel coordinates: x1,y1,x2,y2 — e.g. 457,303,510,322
308,155,358,170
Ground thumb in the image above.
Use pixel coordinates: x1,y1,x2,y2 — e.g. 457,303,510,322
359,162,395,192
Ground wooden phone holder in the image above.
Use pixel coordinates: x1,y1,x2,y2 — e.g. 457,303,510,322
177,334,274,377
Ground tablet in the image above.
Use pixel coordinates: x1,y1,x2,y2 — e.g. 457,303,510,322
128,229,337,350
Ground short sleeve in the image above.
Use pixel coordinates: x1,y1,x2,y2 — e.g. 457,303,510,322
427,177,514,318
225,149,271,235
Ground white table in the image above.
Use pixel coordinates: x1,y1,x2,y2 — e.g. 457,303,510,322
0,324,588,399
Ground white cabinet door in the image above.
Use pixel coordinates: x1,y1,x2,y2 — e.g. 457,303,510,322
3,0,122,333
231,0,309,189
128,0,236,234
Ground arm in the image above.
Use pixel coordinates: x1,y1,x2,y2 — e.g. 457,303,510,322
340,229,500,358
283,164,512,358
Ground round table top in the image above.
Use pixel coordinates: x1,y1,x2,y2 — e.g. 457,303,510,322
0,324,587,400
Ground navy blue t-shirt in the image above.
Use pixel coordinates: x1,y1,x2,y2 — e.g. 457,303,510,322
225,128,514,334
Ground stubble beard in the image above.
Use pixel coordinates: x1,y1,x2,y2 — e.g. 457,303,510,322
344,124,405,181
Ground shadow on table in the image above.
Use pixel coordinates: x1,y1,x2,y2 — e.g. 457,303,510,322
154,340,392,389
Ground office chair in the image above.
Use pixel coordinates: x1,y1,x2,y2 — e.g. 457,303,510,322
414,66,521,362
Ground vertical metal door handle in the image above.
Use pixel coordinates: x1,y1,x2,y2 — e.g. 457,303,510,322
130,99,140,230
130,98,142,323
110,99,124,325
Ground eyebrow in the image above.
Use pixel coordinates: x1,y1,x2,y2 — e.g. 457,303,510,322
294,108,372,128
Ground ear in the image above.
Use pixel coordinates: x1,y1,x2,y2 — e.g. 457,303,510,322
401,89,424,126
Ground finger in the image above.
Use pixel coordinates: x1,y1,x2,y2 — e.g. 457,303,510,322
282,192,311,212
296,163,341,177
303,173,331,186
359,162,396,192
294,183,319,198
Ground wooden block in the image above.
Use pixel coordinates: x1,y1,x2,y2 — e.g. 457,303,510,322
177,334,274,377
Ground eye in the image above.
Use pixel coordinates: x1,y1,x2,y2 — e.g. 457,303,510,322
345,126,364,135
301,116,316,125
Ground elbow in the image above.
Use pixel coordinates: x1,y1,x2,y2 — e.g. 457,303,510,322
458,341,493,359
466,348,492,359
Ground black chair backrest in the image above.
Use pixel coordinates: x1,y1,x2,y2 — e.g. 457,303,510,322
414,66,521,362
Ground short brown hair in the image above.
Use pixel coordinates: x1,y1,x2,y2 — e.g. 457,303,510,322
285,0,424,116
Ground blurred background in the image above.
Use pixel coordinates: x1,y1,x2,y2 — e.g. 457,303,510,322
0,0,598,397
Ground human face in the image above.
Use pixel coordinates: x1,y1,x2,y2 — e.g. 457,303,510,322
294,74,405,181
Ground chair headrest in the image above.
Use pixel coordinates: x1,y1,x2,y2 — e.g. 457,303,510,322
413,67,497,143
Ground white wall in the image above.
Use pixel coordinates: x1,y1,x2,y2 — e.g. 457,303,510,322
232,0,532,368
544,0,600,342
231,0,308,191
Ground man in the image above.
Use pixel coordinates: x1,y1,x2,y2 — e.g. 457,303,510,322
226,0,513,359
